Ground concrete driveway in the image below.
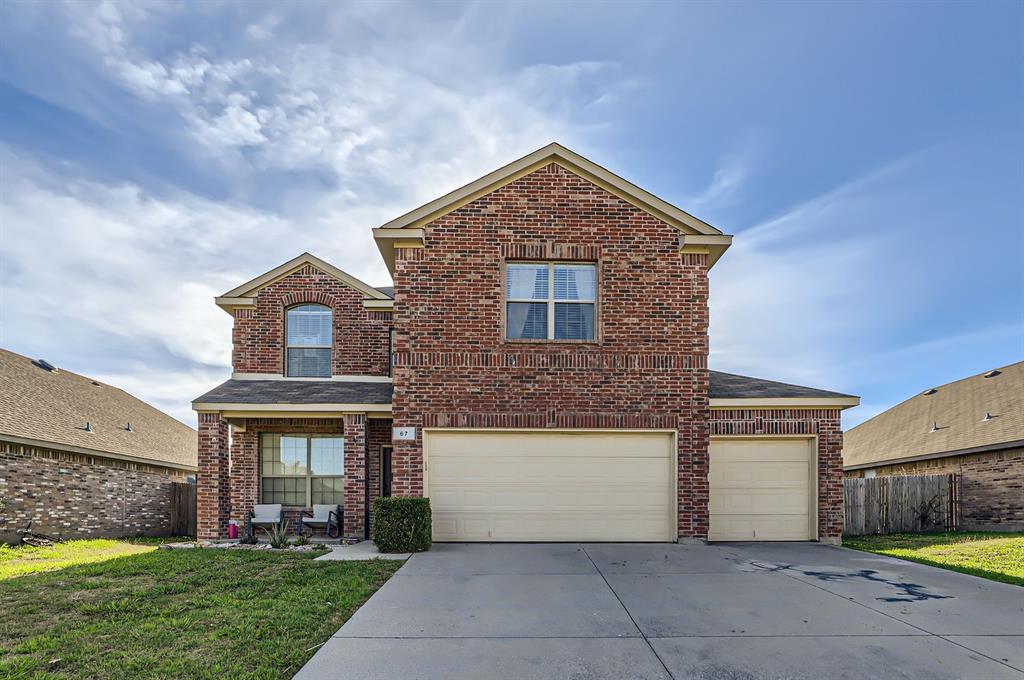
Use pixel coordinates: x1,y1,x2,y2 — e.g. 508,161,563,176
296,542,1024,680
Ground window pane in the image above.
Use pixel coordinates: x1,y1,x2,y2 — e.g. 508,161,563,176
261,434,282,475
507,302,548,339
280,436,308,475
311,436,344,475
312,477,344,506
287,304,332,346
554,264,596,301
261,477,307,506
506,264,548,300
288,347,331,377
554,303,595,340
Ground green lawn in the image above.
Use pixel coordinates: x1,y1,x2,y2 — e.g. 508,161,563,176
844,532,1024,586
0,539,162,580
0,541,402,679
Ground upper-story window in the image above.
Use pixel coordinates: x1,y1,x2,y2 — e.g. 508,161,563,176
506,262,597,341
286,304,332,377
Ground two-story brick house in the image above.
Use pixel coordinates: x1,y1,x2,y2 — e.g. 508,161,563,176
193,143,858,544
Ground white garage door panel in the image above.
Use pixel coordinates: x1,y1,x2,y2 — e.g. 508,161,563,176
427,431,674,542
709,439,815,542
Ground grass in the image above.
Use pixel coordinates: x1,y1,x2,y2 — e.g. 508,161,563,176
0,541,402,679
0,538,186,580
844,531,1024,586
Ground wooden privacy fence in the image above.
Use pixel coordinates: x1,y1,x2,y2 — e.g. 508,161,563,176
844,473,960,536
170,481,197,537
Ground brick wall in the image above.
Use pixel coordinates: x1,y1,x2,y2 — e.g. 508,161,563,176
845,447,1024,531
710,408,845,542
0,439,189,542
390,162,711,539
231,263,392,376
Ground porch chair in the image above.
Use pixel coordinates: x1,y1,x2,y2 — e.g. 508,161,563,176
247,504,283,537
300,504,342,539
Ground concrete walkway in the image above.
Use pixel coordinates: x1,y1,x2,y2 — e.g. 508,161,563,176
296,542,1024,680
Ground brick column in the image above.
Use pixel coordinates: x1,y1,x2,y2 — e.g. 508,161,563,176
229,423,258,528
197,412,230,540
343,414,367,540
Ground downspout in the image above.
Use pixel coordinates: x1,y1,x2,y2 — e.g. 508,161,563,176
364,422,371,541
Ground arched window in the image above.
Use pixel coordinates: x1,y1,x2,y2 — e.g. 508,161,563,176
286,304,332,377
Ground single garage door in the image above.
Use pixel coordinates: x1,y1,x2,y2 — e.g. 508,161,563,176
708,438,816,541
426,430,675,542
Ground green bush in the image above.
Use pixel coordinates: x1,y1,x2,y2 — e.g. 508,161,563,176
372,497,432,553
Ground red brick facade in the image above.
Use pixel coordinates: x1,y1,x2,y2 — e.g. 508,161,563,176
711,408,845,542
231,263,392,376
391,163,712,539
196,160,849,543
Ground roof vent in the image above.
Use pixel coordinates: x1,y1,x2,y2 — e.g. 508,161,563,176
33,359,57,373
81,422,94,433
91,380,101,386
124,422,133,432
922,388,938,396
984,369,1001,378
983,412,995,421
930,421,941,433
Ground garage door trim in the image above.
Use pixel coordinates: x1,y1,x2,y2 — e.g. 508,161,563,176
423,428,678,542
708,435,818,542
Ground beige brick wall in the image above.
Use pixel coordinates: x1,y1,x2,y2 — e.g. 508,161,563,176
0,440,189,543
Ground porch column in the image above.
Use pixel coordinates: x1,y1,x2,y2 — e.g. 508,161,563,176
197,412,230,540
343,414,367,540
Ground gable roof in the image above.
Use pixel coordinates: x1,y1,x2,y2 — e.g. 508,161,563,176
0,348,197,470
215,252,391,314
378,143,724,235
372,143,733,273
844,361,1024,470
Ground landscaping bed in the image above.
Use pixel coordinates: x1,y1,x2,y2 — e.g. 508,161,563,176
0,539,402,678
844,531,1024,586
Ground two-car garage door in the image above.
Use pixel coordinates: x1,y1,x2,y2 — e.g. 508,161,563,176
427,430,675,542
425,430,816,542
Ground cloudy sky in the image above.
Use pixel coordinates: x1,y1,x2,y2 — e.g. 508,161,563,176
1,1,1021,429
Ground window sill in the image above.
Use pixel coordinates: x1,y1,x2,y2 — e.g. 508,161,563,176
503,338,602,346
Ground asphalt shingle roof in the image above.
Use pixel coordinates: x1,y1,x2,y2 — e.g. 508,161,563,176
0,348,197,469
374,286,395,298
844,361,1024,469
709,371,854,399
193,379,393,405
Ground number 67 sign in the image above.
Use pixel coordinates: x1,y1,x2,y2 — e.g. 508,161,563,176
392,427,416,441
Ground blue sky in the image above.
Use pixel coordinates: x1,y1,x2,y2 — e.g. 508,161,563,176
1,1,1021,427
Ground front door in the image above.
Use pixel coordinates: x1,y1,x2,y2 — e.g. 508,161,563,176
381,445,393,497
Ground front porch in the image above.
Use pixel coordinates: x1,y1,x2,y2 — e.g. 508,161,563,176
195,410,393,541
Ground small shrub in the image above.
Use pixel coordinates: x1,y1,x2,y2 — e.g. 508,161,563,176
263,521,290,549
293,533,311,546
238,532,258,545
372,497,431,553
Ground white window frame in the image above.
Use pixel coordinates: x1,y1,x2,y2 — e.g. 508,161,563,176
285,304,333,377
260,433,345,507
505,261,597,341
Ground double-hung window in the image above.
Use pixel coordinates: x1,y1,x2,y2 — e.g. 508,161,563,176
506,262,597,341
260,434,344,506
286,304,332,377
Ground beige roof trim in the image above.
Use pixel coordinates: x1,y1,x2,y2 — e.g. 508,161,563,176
216,252,390,314
0,434,197,472
844,438,1024,471
710,397,861,409
679,234,733,268
372,143,730,274
192,403,393,415
362,299,395,311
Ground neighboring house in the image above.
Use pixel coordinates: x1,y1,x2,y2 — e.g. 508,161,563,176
193,143,859,544
0,348,197,542
844,361,1024,531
